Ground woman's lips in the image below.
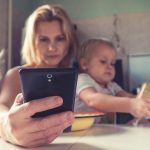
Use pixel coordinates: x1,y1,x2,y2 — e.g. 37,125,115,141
46,55,59,58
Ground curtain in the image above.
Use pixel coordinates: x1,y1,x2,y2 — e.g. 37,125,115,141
0,0,9,87
0,0,8,83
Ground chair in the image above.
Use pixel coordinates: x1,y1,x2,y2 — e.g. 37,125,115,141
114,59,133,124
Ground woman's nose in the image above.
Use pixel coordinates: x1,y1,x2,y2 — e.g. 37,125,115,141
48,42,57,51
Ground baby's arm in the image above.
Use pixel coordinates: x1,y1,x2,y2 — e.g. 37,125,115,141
116,90,135,98
79,87,150,119
79,87,132,113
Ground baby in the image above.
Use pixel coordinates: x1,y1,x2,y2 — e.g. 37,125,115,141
75,38,150,121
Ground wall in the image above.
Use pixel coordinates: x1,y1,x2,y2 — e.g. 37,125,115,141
129,55,150,91
34,0,150,20
11,0,34,67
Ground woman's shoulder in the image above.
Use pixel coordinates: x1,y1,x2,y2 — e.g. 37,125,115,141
2,67,22,86
1,66,21,92
6,64,35,77
6,66,21,76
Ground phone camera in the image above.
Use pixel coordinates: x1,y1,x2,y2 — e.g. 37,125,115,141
47,74,52,82
48,79,51,82
47,74,52,78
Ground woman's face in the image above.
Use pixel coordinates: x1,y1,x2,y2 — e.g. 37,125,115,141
35,20,69,68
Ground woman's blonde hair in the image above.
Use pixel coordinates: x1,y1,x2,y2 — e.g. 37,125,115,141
22,5,78,67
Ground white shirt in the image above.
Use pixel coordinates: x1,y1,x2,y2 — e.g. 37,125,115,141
74,73,123,112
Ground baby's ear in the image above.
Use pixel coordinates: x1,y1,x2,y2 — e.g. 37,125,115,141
80,58,88,70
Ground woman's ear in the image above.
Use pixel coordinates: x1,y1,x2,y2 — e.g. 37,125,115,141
79,58,88,70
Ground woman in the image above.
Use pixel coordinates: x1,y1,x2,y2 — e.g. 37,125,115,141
0,5,78,147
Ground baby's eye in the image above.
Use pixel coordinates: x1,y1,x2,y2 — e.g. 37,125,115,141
111,63,116,67
99,60,107,64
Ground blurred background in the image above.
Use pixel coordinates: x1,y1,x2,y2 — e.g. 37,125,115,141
0,0,150,92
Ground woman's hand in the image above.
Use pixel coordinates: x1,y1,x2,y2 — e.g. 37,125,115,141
0,93,74,147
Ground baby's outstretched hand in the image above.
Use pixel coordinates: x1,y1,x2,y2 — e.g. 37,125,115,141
130,97,150,119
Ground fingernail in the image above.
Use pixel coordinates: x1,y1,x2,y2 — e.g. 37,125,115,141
16,93,24,104
56,96,63,101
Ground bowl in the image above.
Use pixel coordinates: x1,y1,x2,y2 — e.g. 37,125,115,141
71,112,105,131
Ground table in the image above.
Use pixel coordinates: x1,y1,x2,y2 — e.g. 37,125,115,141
0,124,150,150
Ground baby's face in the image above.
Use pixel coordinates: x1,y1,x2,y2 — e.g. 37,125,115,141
83,45,117,86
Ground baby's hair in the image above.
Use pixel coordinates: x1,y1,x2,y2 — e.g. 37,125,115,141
78,38,116,61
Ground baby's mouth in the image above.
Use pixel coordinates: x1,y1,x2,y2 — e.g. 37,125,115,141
105,72,112,76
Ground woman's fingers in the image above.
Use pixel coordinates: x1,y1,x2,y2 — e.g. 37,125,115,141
25,111,74,133
14,93,24,105
13,112,74,147
21,124,64,146
24,133,60,148
6,94,74,147
18,96,63,118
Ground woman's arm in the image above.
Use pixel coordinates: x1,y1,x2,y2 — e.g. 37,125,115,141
0,67,21,108
0,68,74,147
0,94,74,147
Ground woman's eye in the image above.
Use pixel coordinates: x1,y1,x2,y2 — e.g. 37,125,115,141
56,36,66,42
39,37,49,43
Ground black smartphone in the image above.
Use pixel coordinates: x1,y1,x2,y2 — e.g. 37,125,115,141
19,68,78,118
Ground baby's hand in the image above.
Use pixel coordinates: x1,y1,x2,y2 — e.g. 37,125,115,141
130,83,150,119
130,98,150,119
